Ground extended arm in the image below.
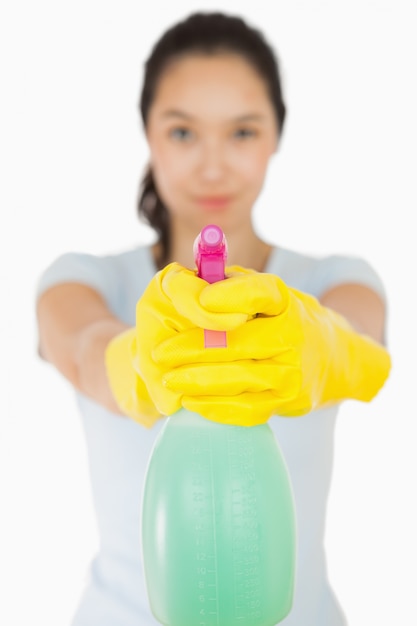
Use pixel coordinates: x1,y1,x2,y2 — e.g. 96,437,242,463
319,282,386,345
37,282,161,427
37,283,128,413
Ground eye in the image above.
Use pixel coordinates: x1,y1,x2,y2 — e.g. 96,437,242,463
169,127,194,142
233,127,257,140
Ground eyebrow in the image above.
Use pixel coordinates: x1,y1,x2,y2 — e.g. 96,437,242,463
160,109,267,123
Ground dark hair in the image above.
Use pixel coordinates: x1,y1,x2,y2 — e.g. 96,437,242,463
137,12,287,266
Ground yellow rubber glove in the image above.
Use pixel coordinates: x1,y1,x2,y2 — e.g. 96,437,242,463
104,263,244,427
133,262,249,420
135,264,391,426
158,270,391,423
105,328,162,428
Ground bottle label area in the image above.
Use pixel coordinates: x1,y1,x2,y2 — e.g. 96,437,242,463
190,426,263,623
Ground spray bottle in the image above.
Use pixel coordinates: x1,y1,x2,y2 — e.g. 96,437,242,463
141,225,296,626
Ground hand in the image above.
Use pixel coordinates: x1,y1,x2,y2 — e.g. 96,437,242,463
132,262,251,420
141,267,391,426
105,262,250,427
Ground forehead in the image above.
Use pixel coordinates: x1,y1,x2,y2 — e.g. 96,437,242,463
150,53,274,120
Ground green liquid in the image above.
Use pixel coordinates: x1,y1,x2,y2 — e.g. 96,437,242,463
142,409,296,626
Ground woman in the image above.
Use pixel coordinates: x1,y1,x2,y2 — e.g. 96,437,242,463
36,12,391,625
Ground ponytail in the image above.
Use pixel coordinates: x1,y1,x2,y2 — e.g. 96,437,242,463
137,166,170,268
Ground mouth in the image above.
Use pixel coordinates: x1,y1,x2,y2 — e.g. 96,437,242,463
194,196,232,210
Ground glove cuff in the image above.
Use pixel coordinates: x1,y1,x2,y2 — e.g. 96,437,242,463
105,329,162,428
320,317,392,407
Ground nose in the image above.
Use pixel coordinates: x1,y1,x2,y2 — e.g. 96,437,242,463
197,138,227,182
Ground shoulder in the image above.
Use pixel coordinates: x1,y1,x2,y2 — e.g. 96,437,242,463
268,246,386,300
36,245,154,306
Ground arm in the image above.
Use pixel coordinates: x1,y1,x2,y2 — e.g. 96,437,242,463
37,283,128,414
319,283,386,345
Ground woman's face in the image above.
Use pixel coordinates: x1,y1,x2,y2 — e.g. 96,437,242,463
146,53,279,235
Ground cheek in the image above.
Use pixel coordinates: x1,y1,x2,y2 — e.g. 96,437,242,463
234,146,273,188
151,146,192,195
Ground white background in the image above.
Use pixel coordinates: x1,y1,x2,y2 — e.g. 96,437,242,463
1,1,416,625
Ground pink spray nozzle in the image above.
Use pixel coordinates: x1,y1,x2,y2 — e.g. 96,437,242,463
199,224,224,249
194,224,227,285
194,225,228,348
